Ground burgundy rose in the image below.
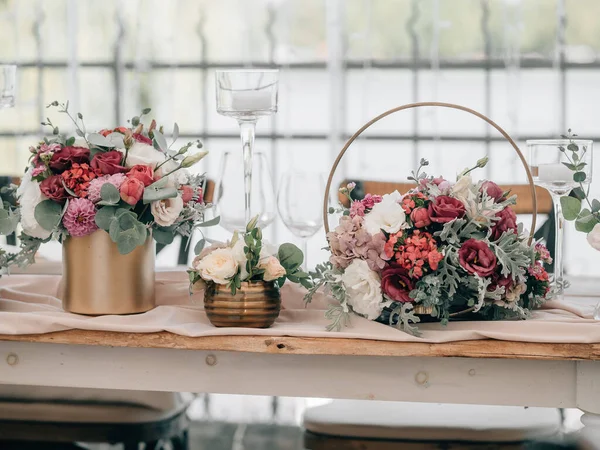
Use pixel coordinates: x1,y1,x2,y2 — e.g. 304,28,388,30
488,274,513,292
480,181,505,202
132,133,152,145
491,206,517,240
428,195,466,223
40,175,67,202
410,207,431,228
381,266,414,303
49,146,90,172
91,150,128,175
458,239,497,277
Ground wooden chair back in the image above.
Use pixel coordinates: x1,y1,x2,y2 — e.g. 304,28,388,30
338,180,552,215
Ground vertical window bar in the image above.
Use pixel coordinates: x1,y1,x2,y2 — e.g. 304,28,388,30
33,0,45,131
113,7,125,125
481,0,492,179
430,0,441,153
266,2,279,246
555,0,567,134
406,0,420,161
66,0,79,117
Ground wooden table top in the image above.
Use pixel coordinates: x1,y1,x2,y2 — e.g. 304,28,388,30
1,330,599,361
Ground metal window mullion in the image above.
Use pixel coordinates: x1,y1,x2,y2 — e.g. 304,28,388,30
407,0,420,163
481,0,492,179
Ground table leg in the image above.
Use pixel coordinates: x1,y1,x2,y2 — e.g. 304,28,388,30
577,361,600,439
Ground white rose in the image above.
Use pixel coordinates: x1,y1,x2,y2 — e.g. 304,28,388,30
587,223,600,251
341,259,384,320
125,142,166,169
151,194,184,227
16,169,52,240
260,256,286,282
231,239,250,281
451,175,474,204
363,190,407,235
194,248,239,284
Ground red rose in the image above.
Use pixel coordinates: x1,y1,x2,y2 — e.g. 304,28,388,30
488,274,513,292
458,239,497,277
39,175,67,202
91,150,127,175
480,181,505,202
491,206,517,240
181,185,194,204
428,195,466,223
132,133,152,145
127,164,154,187
49,146,90,172
381,266,414,303
410,207,431,228
119,178,145,206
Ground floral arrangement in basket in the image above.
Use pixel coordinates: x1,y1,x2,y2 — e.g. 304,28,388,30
305,158,553,335
188,216,309,295
0,101,214,268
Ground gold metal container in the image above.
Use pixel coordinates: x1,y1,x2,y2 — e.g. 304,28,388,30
413,304,433,316
59,230,155,315
204,281,281,328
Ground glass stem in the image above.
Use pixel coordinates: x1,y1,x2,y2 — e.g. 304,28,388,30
302,238,308,272
238,120,256,225
551,193,565,299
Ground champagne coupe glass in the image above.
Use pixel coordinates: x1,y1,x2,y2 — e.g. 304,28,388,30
277,171,325,270
215,70,278,225
214,151,276,234
0,65,16,109
527,139,594,300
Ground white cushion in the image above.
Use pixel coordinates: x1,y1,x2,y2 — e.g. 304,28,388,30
303,401,561,443
0,385,194,424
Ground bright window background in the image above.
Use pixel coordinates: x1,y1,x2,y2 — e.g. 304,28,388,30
0,0,598,424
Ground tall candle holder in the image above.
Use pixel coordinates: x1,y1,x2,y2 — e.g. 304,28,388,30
527,139,594,300
215,70,278,225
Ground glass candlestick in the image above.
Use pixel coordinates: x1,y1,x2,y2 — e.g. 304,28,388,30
0,65,16,109
215,70,278,226
527,139,594,300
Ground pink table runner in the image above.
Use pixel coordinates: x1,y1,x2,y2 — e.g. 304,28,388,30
0,271,599,343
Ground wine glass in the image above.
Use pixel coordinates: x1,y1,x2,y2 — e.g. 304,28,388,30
215,70,279,225
0,65,16,109
527,139,594,300
277,171,325,270
214,151,276,233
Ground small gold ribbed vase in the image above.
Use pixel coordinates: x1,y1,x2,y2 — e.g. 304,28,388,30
59,229,155,315
204,281,281,328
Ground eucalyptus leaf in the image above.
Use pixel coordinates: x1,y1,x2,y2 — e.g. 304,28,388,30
87,133,113,148
593,199,600,213
196,216,220,228
95,206,118,230
575,210,599,233
194,238,206,255
173,123,179,142
561,196,581,221
116,228,147,255
574,172,586,183
65,137,76,147
106,132,125,149
100,183,120,204
142,186,178,204
278,243,304,273
572,187,586,200
147,177,170,190
153,227,175,245
153,130,168,152
34,200,63,231
562,162,577,171
0,208,19,235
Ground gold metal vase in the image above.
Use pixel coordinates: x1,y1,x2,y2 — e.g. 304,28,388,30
59,229,156,315
204,281,281,328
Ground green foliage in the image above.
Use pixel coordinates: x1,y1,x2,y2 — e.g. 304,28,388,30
99,183,120,204
575,208,599,233
153,227,175,245
561,196,581,220
143,186,178,204
194,238,206,255
389,303,421,336
87,133,113,148
96,206,148,254
34,200,63,231
0,208,19,235
325,304,352,332
153,130,168,152
490,231,530,281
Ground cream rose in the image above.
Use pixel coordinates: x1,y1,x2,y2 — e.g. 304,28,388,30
16,169,52,240
451,175,474,204
231,239,250,281
125,142,167,169
588,223,600,251
151,194,184,226
260,256,286,281
194,248,239,285
341,259,384,320
363,190,407,235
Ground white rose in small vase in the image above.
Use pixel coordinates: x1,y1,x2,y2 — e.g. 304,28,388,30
587,223,600,251
194,248,239,285
231,239,250,281
16,169,52,240
260,256,286,281
151,195,184,226
341,259,384,320
363,190,407,235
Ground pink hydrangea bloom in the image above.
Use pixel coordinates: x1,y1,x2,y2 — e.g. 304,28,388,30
349,200,366,218
87,173,128,203
62,198,98,237
361,193,382,209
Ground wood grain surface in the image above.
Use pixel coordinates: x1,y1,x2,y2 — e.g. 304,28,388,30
1,330,599,361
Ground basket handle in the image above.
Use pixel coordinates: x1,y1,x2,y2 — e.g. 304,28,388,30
323,101,537,245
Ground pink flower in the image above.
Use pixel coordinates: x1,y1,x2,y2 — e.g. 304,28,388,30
49,146,90,172
350,200,366,218
87,173,127,203
62,198,98,237
491,206,517,240
381,266,414,302
535,243,552,264
31,166,46,178
481,181,505,202
181,185,194,204
127,164,154,187
458,239,497,277
361,194,382,209
40,175,67,202
91,150,127,175
410,207,431,228
132,133,152,145
120,178,145,206
428,195,466,223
